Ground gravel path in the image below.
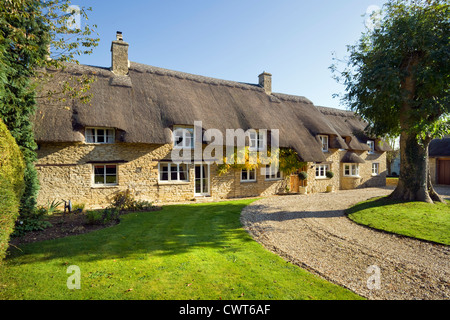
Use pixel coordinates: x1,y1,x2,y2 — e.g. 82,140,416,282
241,187,450,300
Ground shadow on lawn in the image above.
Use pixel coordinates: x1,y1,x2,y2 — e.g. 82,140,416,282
7,201,255,264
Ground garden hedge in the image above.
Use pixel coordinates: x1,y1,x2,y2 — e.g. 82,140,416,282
0,118,25,263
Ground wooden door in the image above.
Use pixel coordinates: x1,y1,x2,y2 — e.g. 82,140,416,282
438,160,450,185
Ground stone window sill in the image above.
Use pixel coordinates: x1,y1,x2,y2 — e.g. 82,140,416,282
157,181,190,185
91,184,119,189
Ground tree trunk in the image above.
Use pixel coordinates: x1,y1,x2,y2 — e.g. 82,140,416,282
389,132,435,203
389,52,444,204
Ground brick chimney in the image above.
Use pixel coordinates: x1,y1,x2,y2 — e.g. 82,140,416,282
258,72,272,95
111,31,129,76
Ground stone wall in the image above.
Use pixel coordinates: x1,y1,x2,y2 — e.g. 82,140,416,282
36,142,386,208
340,150,387,190
35,142,287,208
305,148,387,193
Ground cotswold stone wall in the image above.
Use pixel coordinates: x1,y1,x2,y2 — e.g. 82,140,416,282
340,150,387,190
306,149,387,193
35,142,287,208
36,142,386,208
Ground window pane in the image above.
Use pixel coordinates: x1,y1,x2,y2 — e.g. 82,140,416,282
105,175,117,184
86,129,95,143
345,165,350,176
170,165,178,180
94,166,104,175
106,130,114,143
249,169,255,180
160,164,169,181
105,165,116,175
242,169,248,180
94,175,104,184
179,164,188,181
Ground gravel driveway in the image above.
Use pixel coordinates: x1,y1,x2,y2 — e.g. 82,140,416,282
241,187,450,300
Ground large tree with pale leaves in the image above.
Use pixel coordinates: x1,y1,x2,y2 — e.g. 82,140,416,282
333,0,449,203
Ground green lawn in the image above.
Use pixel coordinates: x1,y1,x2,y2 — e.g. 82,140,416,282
0,199,361,300
346,197,450,245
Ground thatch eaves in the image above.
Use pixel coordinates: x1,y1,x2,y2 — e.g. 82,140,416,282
429,138,450,157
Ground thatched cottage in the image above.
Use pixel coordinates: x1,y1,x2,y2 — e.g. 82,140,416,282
33,32,390,207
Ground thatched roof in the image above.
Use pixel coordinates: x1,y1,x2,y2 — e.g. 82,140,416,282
429,138,450,157
316,106,391,152
341,151,366,164
33,62,387,162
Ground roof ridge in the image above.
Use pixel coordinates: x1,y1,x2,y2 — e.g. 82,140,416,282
316,105,356,116
130,62,263,92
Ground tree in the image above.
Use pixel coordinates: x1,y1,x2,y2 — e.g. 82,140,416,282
0,0,98,225
332,0,449,203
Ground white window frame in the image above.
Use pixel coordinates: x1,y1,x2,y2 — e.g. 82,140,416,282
367,140,375,154
343,164,360,177
158,162,189,183
241,168,256,182
92,164,118,186
265,165,282,181
318,135,329,152
315,164,330,179
249,131,266,152
173,126,194,149
372,163,379,176
85,127,115,144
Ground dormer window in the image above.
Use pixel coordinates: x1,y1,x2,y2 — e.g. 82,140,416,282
367,140,375,154
249,130,266,151
85,128,115,144
318,135,329,152
173,126,194,149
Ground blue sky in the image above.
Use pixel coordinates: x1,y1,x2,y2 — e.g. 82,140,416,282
74,0,388,110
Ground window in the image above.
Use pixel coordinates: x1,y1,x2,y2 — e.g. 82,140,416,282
249,131,266,151
241,168,256,182
93,164,117,185
344,164,360,177
265,165,282,180
372,163,379,176
159,162,189,182
367,140,375,154
173,127,194,149
319,135,329,152
86,128,115,144
315,164,329,178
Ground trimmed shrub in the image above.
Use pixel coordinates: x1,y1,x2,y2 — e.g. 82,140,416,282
0,119,25,263
298,171,308,180
326,171,334,179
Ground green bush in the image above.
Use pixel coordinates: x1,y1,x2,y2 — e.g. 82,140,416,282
110,189,135,211
297,171,308,180
85,210,104,225
0,119,25,263
110,189,155,212
85,207,120,226
326,171,334,179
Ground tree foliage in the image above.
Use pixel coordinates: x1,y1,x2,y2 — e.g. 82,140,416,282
333,0,449,139
0,0,98,225
332,0,449,203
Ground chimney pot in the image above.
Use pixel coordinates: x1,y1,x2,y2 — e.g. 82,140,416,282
258,72,272,95
111,32,129,76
